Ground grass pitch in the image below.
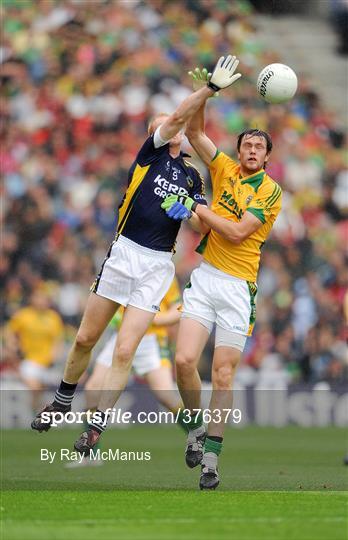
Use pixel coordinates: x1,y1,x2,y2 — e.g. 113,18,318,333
1,426,347,540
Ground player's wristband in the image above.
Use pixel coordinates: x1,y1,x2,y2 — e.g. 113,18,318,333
207,81,220,92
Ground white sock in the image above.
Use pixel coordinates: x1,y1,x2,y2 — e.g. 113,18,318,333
202,452,218,469
189,425,206,438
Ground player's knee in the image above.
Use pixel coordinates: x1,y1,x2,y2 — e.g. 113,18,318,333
114,343,134,369
24,378,43,391
75,331,97,350
85,377,98,392
212,364,235,390
175,351,197,374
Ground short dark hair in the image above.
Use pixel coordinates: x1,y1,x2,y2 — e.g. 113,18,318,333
237,128,273,154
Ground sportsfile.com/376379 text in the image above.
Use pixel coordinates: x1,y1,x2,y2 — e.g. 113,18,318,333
41,408,242,427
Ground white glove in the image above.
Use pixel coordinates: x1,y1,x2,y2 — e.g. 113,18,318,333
188,67,219,97
208,55,241,91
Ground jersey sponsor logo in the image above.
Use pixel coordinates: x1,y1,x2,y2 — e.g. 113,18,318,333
219,190,244,219
153,174,189,198
194,193,205,200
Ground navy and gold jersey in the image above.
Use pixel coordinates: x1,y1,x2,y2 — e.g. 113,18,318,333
116,135,207,251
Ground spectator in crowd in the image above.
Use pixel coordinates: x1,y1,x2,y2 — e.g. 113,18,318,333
5,287,64,411
1,0,347,387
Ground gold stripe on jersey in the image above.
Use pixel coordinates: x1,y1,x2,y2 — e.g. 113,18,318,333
266,184,281,206
265,184,278,202
267,190,281,209
117,164,150,236
183,159,206,196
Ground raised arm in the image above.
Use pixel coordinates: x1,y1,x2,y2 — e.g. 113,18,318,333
159,55,241,143
184,59,241,166
185,103,217,167
159,86,214,142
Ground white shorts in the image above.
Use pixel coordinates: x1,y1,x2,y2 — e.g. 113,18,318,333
182,262,258,349
91,235,175,313
96,332,161,376
19,360,49,383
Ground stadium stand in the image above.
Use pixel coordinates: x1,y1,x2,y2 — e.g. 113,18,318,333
1,0,347,387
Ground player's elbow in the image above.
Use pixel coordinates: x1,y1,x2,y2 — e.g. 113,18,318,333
228,236,243,245
226,230,244,245
200,222,211,236
185,127,202,141
170,111,186,128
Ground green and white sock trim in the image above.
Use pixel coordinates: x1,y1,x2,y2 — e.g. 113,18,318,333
204,437,223,456
185,411,203,432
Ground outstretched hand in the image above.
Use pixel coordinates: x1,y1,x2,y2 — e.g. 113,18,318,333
208,55,241,92
188,67,219,97
161,194,198,221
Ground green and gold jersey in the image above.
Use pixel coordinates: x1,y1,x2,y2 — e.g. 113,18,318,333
198,151,282,282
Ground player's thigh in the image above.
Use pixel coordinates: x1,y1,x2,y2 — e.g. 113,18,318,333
21,377,44,391
175,317,210,367
145,366,175,391
132,334,161,375
19,360,46,389
94,333,117,368
115,306,155,354
77,292,120,344
85,363,109,392
215,278,253,337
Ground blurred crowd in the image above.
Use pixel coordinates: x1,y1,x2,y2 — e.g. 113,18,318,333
1,0,347,388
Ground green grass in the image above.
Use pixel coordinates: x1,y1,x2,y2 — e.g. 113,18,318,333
1,426,348,540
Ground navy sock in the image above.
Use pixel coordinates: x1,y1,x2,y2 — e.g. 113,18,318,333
53,380,77,408
89,409,108,434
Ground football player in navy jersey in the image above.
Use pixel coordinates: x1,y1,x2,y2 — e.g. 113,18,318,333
31,55,241,459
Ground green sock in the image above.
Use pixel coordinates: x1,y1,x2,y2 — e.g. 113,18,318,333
176,409,191,433
185,411,203,432
204,437,223,456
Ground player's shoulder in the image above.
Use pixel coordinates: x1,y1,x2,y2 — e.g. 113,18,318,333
210,150,239,171
259,173,282,202
183,158,203,178
47,308,62,321
136,134,168,166
9,307,31,325
15,306,32,318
